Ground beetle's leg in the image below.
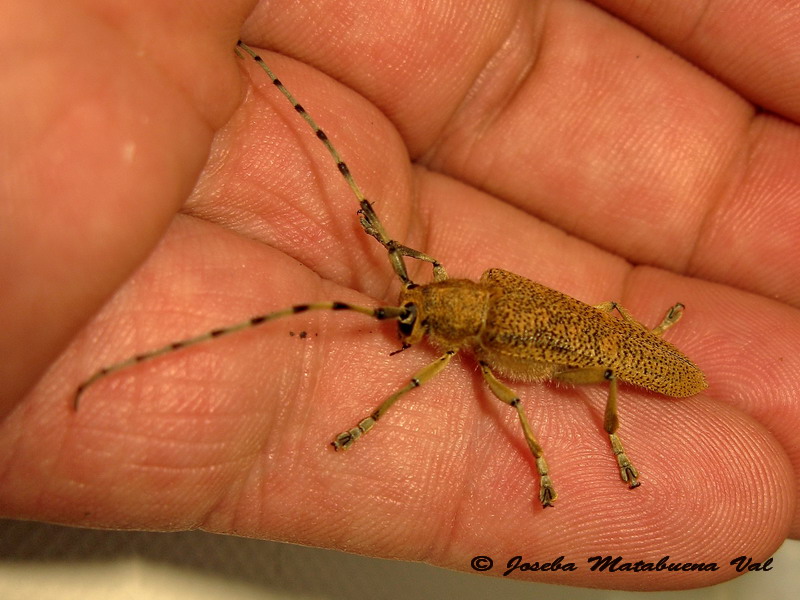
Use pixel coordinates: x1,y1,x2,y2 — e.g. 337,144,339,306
595,301,686,337
601,371,640,488
358,200,448,283
555,367,640,489
594,301,638,322
332,350,456,450
651,303,684,337
479,362,557,508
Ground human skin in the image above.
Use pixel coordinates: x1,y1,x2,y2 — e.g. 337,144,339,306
1,0,798,590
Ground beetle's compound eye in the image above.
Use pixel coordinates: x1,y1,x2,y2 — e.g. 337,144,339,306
397,303,418,339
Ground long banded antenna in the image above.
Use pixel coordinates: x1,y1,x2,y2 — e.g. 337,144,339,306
74,302,406,408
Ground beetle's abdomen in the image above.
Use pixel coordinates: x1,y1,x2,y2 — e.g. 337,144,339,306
611,333,707,397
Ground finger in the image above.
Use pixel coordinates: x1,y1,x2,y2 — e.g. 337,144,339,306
4,163,793,585
0,216,387,525
246,1,800,305
185,49,415,300
5,255,790,590
593,0,800,121
588,0,800,305
0,1,248,415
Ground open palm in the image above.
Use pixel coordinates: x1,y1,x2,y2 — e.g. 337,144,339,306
1,0,797,590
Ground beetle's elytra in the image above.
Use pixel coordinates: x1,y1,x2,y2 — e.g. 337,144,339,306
74,41,707,508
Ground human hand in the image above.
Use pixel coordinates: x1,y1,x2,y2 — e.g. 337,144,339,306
1,0,797,590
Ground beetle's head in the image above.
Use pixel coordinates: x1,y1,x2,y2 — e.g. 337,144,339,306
396,284,426,346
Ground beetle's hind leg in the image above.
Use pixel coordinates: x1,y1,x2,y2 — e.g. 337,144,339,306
479,362,557,508
555,367,640,489
594,301,685,337
601,371,640,488
651,303,684,337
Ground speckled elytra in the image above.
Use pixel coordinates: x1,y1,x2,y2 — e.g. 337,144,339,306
74,41,708,508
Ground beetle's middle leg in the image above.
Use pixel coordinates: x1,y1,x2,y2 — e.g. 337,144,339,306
479,362,557,508
555,367,640,489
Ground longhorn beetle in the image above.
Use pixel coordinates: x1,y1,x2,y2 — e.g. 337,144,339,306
74,41,708,508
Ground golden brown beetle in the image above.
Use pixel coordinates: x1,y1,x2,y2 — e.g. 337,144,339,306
74,42,707,508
